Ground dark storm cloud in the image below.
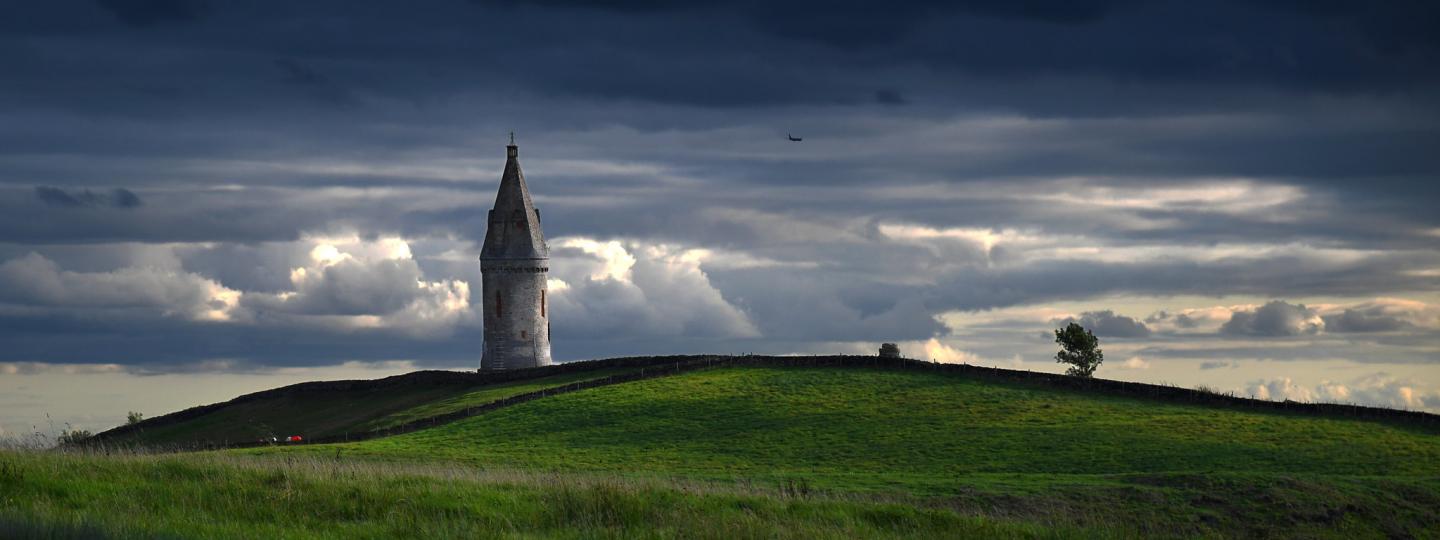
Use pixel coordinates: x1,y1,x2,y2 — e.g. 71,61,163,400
34,187,142,209
1221,300,1322,337
1145,311,1201,329
929,256,1440,313
0,0,1430,119
1322,306,1414,333
243,258,426,316
2,188,323,244
707,268,944,342
874,89,908,106
1054,310,1151,338
2,0,1439,372
272,59,356,106
95,0,207,28
34,187,87,207
478,0,1125,49
0,252,233,322
480,0,1439,92
0,308,464,366
112,188,142,207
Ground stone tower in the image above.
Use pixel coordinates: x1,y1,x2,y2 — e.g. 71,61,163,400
479,140,552,370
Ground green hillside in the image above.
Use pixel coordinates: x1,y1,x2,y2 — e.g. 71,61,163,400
98,367,639,447
258,367,1440,489
13,360,1440,538
248,365,1440,537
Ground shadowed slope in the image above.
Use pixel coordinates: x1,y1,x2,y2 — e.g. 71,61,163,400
90,360,668,447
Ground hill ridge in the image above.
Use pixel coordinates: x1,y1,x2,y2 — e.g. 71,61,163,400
92,354,1440,451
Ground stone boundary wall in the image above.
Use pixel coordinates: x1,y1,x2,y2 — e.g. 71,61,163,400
91,354,1440,452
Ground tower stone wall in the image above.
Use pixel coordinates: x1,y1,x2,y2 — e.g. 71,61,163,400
480,143,552,370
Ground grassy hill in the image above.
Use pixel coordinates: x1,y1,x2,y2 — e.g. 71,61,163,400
246,365,1440,536
90,363,653,447
268,367,1440,483
10,357,1440,538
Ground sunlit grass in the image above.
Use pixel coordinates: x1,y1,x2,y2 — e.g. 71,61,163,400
10,365,1440,538
4,447,1436,539
0,449,1063,539
256,367,1440,495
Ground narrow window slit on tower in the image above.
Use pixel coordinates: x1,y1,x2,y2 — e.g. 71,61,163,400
521,330,527,340
541,290,546,317
495,292,503,318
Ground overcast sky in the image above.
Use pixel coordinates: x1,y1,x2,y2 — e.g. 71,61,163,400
3,0,1439,437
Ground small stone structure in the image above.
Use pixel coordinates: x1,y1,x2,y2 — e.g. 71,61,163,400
878,343,901,358
480,141,553,370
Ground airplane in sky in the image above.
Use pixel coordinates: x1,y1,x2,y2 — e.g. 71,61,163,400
787,133,803,142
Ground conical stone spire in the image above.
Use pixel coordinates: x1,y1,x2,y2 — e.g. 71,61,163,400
479,141,552,370
481,143,547,260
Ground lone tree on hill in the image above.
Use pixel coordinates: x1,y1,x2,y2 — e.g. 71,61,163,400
1054,322,1103,377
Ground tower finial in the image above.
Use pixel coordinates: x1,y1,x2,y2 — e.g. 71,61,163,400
509,131,515,145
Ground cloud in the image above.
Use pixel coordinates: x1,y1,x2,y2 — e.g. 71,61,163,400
707,267,942,342
1145,306,1238,333
0,362,127,375
1054,310,1151,338
1114,356,1150,370
112,189,143,208
925,246,1440,313
547,238,759,340
921,338,981,364
1143,298,1437,337
1246,377,1315,402
239,234,472,336
0,234,477,340
272,59,356,106
1323,373,1440,411
1323,309,1408,333
471,0,1124,52
1248,373,1440,411
1320,299,1434,333
1198,360,1239,370
1221,300,1324,336
0,252,239,322
94,0,207,27
267,258,425,316
874,89,908,106
34,187,142,209
0,0,1438,381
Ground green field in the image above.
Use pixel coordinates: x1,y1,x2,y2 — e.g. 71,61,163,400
257,367,1440,488
8,363,1440,538
1,452,1033,539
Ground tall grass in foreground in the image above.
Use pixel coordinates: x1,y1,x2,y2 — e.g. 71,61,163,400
4,447,1437,539
0,448,1082,540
